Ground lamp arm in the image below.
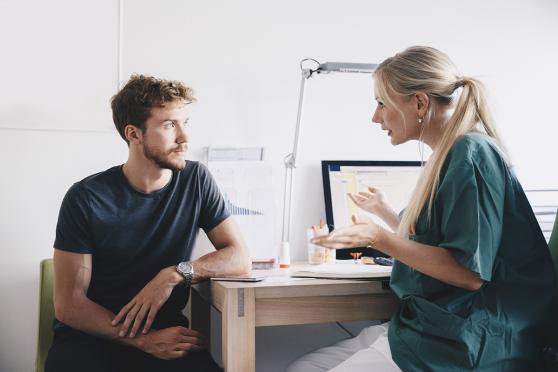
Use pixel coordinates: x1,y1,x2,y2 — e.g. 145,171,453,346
279,69,312,267
290,69,312,167
278,60,376,267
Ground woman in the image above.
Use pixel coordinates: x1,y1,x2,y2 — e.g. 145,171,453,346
287,46,556,371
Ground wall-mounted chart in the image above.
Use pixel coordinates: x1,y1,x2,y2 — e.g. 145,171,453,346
208,161,275,260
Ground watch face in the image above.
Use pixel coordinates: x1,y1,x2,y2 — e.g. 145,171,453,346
178,261,193,277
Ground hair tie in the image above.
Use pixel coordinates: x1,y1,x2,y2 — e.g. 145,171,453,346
452,78,467,92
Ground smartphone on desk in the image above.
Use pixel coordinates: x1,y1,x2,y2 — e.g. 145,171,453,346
373,257,394,266
210,276,264,282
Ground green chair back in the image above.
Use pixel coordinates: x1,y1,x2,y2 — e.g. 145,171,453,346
36,259,54,372
550,211,558,284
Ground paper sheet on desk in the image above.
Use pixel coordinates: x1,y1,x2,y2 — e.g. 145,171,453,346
290,263,392,279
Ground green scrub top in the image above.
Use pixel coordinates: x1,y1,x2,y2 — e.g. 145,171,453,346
388,133,556,371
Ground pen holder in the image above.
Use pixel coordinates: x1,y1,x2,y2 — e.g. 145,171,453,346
307,228,336,265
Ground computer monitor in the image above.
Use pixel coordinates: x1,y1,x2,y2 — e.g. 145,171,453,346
321,160,423,259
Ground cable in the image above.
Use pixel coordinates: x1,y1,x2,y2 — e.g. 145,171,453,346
335,322,355,338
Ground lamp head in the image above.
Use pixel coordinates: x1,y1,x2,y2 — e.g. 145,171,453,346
317,62,377,74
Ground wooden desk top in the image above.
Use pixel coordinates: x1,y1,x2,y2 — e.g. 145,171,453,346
194,263,394,302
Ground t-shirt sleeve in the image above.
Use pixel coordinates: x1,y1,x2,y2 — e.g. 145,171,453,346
436,156,505,282
197,163,230,232
53,184,94,254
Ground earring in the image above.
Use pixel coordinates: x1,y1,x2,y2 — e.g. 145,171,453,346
418,118,423,124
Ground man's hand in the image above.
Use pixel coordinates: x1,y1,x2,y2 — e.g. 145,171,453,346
135,326,207,360
112,266,183,337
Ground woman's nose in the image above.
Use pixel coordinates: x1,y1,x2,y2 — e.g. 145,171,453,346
372,108,381,125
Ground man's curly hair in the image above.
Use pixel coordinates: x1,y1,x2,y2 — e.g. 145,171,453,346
110,74,196,143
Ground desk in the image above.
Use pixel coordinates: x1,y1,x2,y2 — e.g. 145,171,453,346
190,263,399,372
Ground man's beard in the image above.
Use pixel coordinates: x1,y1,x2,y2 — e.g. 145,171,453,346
142,143,186,171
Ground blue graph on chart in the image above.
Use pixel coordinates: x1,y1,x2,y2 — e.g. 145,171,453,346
224,192,263,216
208,161,275,260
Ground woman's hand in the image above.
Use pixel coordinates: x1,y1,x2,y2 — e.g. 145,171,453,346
311,215,384,250
348,186,390,215
348,187,400,231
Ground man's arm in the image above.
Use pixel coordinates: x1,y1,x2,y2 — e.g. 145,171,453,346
53,249,205,359
53,249,123,340
114,217,251,337
192,217,251,281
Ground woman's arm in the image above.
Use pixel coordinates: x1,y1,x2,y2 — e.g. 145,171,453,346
378,228,483,291
312,218,483,291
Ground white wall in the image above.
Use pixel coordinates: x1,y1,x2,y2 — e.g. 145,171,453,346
1,0,557,371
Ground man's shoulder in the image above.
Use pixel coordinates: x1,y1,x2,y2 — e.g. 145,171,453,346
76,165,121,186
69,165,123,196
180,160,202,174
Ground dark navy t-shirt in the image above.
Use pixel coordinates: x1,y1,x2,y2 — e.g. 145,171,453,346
54,161,229,330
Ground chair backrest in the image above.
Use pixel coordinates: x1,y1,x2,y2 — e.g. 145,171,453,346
524,190,558,281
549,212,558,284
36,258,54,372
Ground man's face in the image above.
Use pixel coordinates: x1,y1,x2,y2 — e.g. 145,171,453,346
141,100,190,171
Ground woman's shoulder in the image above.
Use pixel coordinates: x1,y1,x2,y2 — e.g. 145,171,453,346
450,132,498,157
446,132,507,172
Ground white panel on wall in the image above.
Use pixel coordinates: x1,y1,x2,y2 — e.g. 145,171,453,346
0,0,118,130
0,2,122,372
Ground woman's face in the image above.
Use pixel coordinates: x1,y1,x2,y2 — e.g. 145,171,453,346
372,86,422,146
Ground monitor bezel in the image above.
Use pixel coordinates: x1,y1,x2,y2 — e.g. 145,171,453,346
321,160,423,258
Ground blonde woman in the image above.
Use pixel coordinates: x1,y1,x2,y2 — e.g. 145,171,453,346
286,47,556,371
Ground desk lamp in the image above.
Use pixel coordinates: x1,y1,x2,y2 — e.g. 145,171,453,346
279,59,377,268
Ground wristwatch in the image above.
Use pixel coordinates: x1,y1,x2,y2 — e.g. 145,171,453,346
176,261,194,286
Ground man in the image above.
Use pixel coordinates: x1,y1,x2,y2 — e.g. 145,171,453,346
46,74,251,372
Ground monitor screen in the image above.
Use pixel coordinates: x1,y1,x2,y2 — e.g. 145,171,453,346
321,160,423,258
